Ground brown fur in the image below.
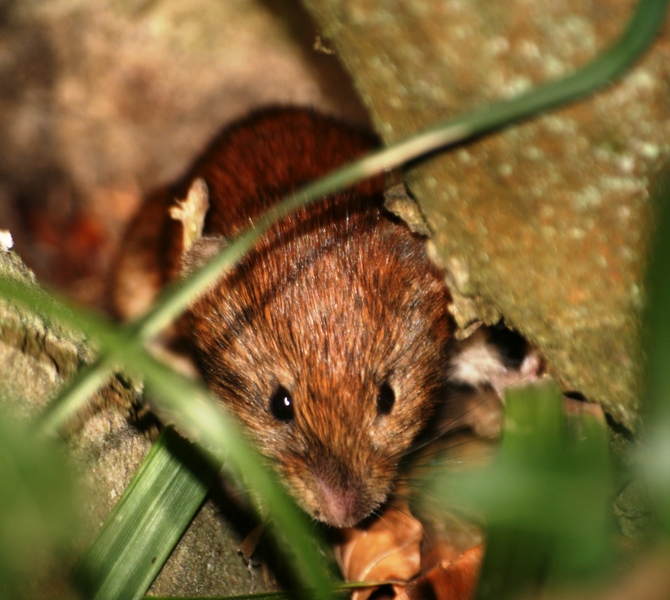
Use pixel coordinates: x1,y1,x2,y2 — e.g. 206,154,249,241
114,107,454,527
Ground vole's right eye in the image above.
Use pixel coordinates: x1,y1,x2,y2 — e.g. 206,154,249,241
270,385,295,422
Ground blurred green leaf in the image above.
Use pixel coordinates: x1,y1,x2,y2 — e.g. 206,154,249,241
0,412,79,599
641,176,670,537
428,380,613,599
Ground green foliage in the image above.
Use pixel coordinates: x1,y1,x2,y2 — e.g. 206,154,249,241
0,414,79,599
427,380,614,598
641,175,670,538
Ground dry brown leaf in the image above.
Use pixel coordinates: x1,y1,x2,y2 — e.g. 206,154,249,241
397,545,483,600
334,501,423,600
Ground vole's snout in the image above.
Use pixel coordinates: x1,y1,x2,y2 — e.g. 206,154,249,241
307,458,388,528
312,475,370,528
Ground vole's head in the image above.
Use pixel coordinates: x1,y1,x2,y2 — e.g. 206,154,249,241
186,197,452,527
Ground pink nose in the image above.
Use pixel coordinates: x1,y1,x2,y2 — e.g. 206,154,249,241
313,476,373,528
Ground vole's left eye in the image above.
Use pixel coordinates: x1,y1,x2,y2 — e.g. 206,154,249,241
270,385,295,422
376,381,396,415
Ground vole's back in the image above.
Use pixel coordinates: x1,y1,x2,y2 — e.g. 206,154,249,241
113,108,454,527
192,108,383,237
112,108,381,317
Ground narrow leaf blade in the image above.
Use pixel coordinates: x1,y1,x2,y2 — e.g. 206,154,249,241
73,427,216,600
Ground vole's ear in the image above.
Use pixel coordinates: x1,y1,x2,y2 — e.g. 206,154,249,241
170,177,210,255
181,235,228,277
168,177,229,277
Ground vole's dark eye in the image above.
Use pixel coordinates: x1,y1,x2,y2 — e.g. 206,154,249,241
270,385,294,422
376,381,396,415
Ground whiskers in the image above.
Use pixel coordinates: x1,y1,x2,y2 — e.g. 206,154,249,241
400,386,501,463
388,380,510,519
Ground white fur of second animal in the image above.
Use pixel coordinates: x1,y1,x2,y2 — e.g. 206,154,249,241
451,326,542,396
447,325,543,439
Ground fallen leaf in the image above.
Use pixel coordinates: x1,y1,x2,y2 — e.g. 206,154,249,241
334,500,423,600
397,545,483,600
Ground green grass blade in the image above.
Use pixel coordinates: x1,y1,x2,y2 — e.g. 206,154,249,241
35,357,114,434
72,427,216,600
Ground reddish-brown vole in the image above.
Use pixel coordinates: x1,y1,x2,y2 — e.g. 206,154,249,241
113,107,454,528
